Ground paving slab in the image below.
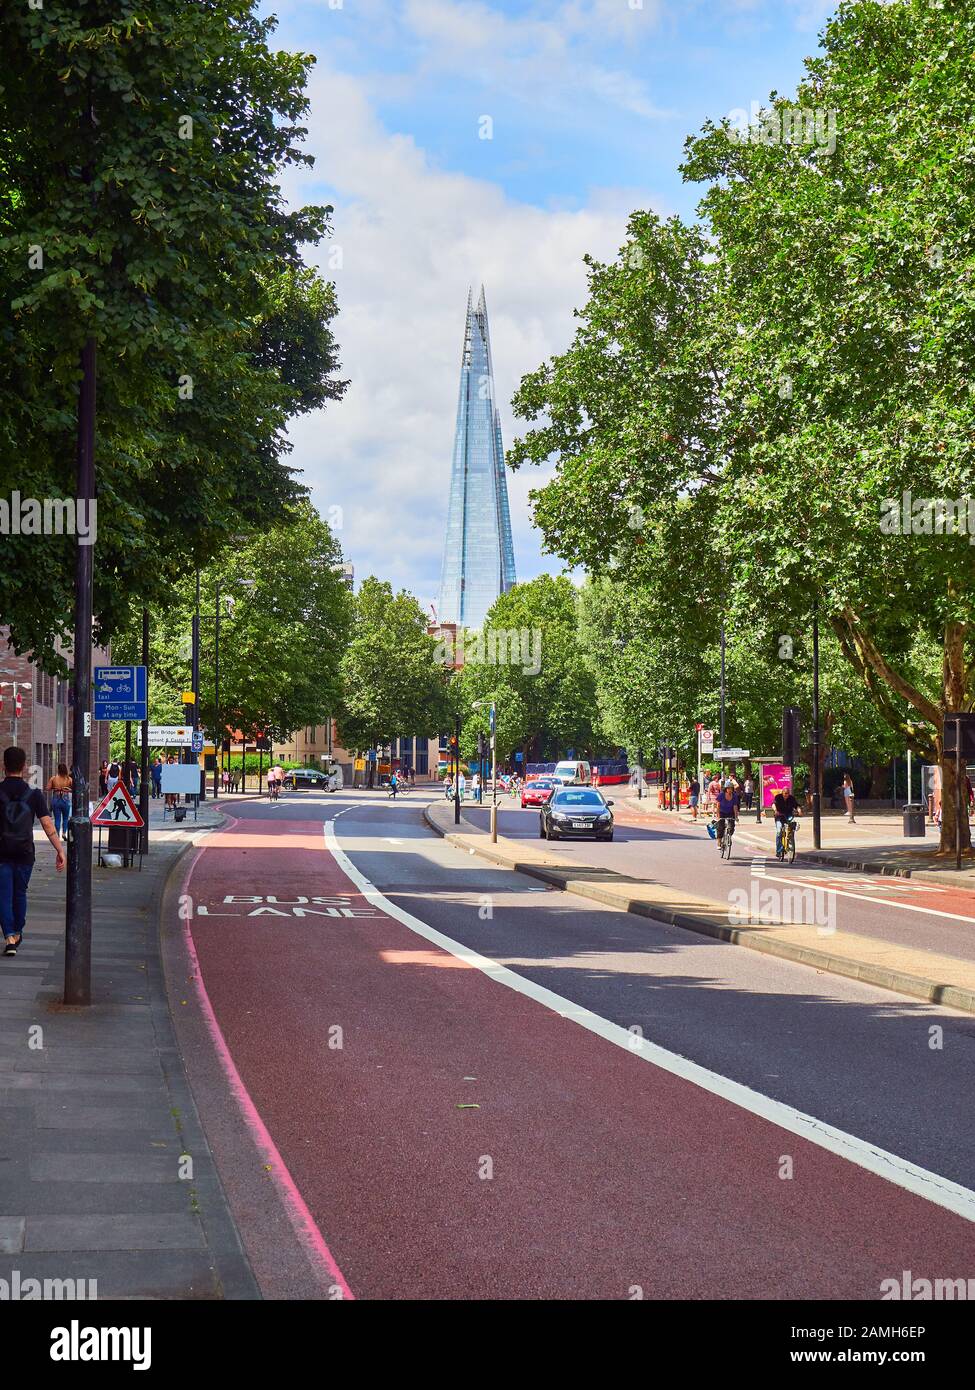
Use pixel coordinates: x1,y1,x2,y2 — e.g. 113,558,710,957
0,807,259,1300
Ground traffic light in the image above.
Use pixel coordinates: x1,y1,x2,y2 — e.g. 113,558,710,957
782,705,801,766
477,732,485,763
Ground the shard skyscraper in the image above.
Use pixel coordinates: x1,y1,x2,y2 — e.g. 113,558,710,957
437,286,517,631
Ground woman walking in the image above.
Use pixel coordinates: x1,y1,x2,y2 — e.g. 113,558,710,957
46,763,72,839
98,760,109,799
842,772,856,823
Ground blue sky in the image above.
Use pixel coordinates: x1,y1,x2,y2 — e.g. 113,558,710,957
265,0,837,613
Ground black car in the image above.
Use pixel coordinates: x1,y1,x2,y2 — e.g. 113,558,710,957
539,787,614,841
281,768,332,791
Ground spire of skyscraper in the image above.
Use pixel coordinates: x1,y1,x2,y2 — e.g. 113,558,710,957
437,285,517,630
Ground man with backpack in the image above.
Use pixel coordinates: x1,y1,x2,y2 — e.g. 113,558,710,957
0,746,65,956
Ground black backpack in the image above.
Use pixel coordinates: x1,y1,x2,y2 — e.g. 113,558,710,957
0,782,35,859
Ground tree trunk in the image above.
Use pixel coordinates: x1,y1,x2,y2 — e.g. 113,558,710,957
867,762,888,800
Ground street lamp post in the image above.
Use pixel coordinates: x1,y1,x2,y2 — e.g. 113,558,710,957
812,606,822,849
213,581,220,798
65,332,96,1008
473,698,498,842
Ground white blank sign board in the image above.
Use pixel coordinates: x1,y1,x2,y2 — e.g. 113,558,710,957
160,764,203,794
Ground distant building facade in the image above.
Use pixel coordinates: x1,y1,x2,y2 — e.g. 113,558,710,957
0,629,111,789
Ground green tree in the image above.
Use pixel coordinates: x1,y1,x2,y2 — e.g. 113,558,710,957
111,502,351,745
453,574,602,767
337,578,452,778
510,0,975,852
0,1,345,664
680,0,975,851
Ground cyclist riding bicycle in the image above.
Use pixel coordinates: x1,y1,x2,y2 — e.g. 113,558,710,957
714,781,740,850
773,788,801,857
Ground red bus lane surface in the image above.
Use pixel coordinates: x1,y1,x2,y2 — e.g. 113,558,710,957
183,813,975,1301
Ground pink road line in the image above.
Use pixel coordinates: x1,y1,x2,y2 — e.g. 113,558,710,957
180,816,355,1301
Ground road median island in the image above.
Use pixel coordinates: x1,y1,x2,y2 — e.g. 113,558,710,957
423,800,975,1016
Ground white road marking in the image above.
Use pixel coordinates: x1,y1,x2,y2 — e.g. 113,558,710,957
323,820,975,1226
762,873,975,926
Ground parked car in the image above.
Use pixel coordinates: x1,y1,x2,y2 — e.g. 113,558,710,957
521,777,556,809
281,768,333,791
539,787,614,841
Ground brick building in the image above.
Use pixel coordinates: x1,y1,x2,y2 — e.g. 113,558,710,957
0,629,111,789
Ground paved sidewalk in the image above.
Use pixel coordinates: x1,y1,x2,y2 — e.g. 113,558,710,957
619,793,975,887
424,800,975,1016
0,801,258,1300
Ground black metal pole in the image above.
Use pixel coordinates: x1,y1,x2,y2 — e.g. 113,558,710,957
720,619,727,750
213,582,220,799
64,335,96,1007
139,609,149,855
454,714,461,825
956,718,963,873
812,607,822,849
123,720,132,867
193,569,204,800
637,745,643,800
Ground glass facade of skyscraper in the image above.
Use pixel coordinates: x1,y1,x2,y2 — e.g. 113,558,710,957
438,286,517,631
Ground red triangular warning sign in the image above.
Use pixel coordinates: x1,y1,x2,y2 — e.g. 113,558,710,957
91,780,145,829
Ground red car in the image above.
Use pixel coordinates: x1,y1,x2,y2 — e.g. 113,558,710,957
522,777,556,809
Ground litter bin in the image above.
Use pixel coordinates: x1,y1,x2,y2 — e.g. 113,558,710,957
903,804,926,838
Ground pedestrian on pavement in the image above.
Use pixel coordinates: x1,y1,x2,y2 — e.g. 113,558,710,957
151,757,163,799
98,760,109,799
222,767,230,792
444,777,453,801
842,772,856,823
742,775,754,811
107,758,121,790
164,754,178,811
389,771,399,798
1,746,65,956
689,777,700,821
472,771,481,803
46,763,72,839
458,771,467,802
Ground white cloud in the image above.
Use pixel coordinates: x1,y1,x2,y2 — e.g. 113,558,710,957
401,0,674,121
281,64,665,609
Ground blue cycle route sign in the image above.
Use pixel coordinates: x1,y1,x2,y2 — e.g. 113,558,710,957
93,666,148,722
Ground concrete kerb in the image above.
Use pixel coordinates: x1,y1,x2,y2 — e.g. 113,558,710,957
421,800,975,1017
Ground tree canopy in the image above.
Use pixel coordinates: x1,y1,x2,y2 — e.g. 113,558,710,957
509,0,975,851
0,1,345,664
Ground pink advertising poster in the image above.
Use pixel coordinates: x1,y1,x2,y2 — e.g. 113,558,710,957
762,764,793,809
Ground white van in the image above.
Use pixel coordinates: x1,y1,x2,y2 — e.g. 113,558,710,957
553,760,592,786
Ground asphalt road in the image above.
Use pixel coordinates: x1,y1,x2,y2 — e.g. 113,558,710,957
460,795,975,963
180,788,975,1300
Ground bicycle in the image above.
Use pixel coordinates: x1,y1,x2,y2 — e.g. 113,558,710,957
718,816,736,861
776,816,798,864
